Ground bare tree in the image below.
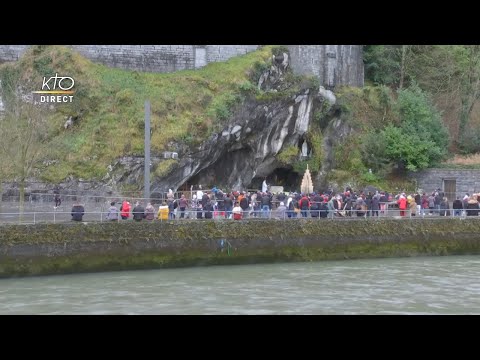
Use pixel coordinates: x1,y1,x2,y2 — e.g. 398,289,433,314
458,45,480,142
405,45,480,145
398,45,411,90
0,73,50,218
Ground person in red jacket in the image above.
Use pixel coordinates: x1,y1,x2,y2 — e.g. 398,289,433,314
299,194,310,218
120,200,131,220
397,194,407,217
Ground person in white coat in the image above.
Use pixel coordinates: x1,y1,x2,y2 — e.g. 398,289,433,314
196,185,204,202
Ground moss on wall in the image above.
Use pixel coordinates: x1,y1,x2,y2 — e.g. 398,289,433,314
1,219,480,277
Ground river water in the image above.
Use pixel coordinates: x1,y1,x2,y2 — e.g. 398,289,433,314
1,255,480,314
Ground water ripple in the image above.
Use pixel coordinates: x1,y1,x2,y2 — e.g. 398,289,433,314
1,255,480,314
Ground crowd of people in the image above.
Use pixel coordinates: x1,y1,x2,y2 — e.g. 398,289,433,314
68,185,480,222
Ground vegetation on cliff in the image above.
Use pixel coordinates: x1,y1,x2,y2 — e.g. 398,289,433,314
364,45,480,155
0,45,275,184
307,83,448,192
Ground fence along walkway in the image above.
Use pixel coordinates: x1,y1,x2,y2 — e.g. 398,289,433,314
2,190,221,213
0,208,471,226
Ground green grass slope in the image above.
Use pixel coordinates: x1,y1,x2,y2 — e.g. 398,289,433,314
0,45,274,183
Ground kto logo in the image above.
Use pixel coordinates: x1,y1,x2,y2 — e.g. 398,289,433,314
32,73,75,103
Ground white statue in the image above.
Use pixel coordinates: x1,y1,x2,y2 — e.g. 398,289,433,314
262,179,268,193
301,140,308,157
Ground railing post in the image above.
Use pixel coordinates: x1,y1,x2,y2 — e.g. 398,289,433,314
54,211,56,224
33,212,36,225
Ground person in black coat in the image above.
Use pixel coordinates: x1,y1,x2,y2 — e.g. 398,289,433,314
71,202,85,222
371,195,380,217
310,194,322,218
132,202,146,221
365,193,373,217
203,200,214,219
54,189,61,208
452,197,463,217
318,197,328,218
439,197,450,216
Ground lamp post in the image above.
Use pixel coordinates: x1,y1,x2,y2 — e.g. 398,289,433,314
144,100,151,201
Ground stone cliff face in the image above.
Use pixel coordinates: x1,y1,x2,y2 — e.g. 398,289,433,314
315,116,354,191
151,90,315,192
149,54,316,192
102,51,356,194
144,54,351,193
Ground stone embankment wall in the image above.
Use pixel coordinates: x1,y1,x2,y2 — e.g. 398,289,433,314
1,218,479,277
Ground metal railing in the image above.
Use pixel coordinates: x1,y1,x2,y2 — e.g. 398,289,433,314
2,190,476,207
0,207,476,226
